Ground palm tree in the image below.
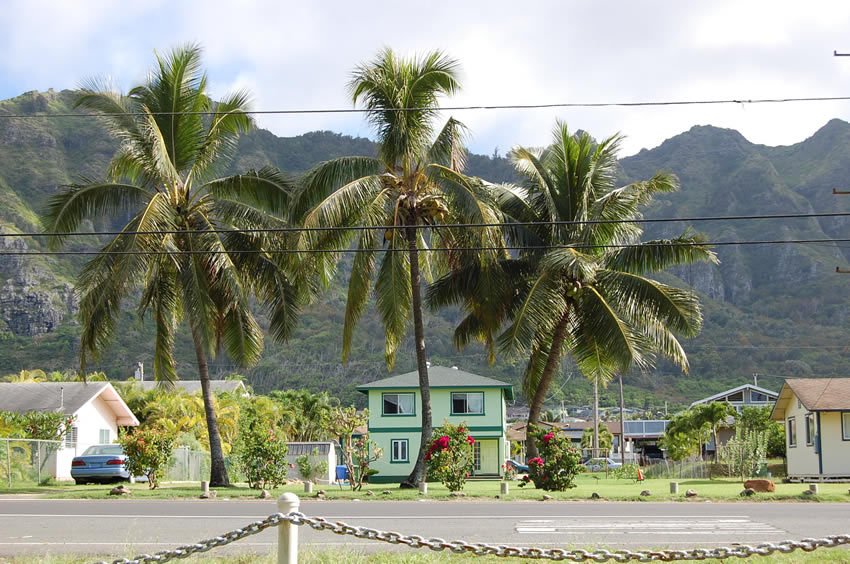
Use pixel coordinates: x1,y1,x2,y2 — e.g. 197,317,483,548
42,44,307,486
296,48,503,487
431,121,717,458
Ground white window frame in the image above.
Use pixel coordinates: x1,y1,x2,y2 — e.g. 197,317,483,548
99,429,111,444
805,413,816,446
390,439,409,463
65,426,78,448
787,417,797,448
842,413,850,441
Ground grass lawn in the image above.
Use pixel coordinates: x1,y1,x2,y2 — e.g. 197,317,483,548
2,474,849,502
2,548,850,563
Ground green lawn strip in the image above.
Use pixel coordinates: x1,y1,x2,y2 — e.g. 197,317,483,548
3,474,847,501
3,548,850,563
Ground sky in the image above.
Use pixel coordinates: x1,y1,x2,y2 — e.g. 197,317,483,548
3,1,850,157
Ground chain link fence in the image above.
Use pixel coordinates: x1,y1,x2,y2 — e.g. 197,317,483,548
93,495,850,564
0,438,63,487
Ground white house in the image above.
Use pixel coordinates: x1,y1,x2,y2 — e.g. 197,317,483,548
771,378,850,482
0,382,139,480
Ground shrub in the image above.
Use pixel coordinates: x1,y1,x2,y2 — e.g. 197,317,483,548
425,422,475,492
235,399,290,489
296,449,329,483
119,427,175,489
523,426,581,491
611,463,640,481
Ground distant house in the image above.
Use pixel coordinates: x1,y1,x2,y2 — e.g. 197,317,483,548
771,378,850,482
690,383,778,411
134,380,249,395
357,366,513,483
691,383,779,456
0,382,139,480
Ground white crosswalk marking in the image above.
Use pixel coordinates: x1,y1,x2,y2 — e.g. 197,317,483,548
516,517,785,536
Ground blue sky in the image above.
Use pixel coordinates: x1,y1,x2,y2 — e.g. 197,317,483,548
4,0,850,156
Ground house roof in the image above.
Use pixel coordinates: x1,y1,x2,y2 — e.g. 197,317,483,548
0,382,139,426
690,383,778,407
357,366,514,400
506,420,621,442
134,380,247,394
771,378,850,419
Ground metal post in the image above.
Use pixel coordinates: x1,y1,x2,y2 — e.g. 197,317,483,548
278,492,300,564
36,442,41,485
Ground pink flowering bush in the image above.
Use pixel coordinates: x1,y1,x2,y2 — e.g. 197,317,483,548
425,422,475,492
525,426,581,491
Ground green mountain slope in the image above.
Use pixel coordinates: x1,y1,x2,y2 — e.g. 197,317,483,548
0,89,848,410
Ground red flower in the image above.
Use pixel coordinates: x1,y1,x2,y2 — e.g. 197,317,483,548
542,432,554,444
466,435,475,445
528,457,544,467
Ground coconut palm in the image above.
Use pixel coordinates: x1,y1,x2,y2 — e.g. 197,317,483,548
296,48,503,487
431,121,717,458
42,44,308,486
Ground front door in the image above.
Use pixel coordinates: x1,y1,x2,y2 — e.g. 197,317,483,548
473,439,499,475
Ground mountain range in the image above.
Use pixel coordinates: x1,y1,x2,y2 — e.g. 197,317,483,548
0,88,848,411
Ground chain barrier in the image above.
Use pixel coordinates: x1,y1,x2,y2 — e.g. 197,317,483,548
95,511,850,563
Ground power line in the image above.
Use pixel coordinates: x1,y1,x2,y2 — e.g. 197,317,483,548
8,210,850,240
3,95,850,120
3,236,850,256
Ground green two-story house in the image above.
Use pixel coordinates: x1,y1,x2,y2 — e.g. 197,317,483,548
356,366,513,483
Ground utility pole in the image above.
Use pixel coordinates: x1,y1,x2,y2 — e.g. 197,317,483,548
753,373,759,387
593,377,600,457
618,373,626,465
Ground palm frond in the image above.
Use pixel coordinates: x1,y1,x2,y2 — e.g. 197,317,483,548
428,117,468,170
603,233,718,274
342,228,379,363
205,167,295,217
296,156,384,224
374,237,412,369
42,182,153,248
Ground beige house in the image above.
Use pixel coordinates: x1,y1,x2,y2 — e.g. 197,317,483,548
771,378,850,482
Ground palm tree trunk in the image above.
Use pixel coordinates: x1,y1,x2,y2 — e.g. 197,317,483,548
526,308,570,459
190,325,231,487
618,373,626,465
402,225,432,489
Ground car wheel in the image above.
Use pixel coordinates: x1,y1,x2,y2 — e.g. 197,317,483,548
74,479,84,485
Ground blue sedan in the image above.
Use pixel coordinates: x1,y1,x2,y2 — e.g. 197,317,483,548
505,459,529,473
71,444,132,485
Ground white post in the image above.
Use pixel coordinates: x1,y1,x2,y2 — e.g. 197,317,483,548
304,481,313,494
418,482,427,495
500,481,509,495
278,492,300,564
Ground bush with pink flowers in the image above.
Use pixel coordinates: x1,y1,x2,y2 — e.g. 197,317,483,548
425,422,475,492
525,426,581,491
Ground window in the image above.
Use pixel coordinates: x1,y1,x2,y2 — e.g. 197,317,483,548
751,391,769,402
787,417,797,448
843,413,850,441
99,429,110,444
727,392,744,402
473,441,481,472
382,393,415,415
65,426,78,448
451,392,484,415
391,439,408,463
806,413,816,446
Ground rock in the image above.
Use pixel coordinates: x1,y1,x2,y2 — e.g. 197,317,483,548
317,490,326,496
316,491,326,499
366,490,374,496
259,489,271,499
640,490,651,497
199,490,217,499
590,492,601,500
542,494,552,501
802,489,815,496
382,490,391,495
450,491,466,497
685,489,698,498
744,479,775,493
109,485,130,496
740,488,756,497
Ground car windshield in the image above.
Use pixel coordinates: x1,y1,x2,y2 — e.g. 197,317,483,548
82,445,124,456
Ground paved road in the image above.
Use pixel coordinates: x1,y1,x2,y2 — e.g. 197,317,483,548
1,497,849,559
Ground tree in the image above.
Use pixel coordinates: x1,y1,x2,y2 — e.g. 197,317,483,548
431,122,716,458
42,44,308,486
581,423,613,453
297,49,502,487
691,402,735,462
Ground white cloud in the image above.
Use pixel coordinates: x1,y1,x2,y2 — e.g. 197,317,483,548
2,0,850,157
